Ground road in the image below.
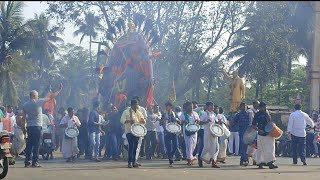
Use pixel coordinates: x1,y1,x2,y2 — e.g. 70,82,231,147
5,153,320,180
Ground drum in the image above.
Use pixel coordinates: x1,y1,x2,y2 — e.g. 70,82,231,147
131,123,147,137
243,126,258,145
185,123,200,136
265,122,283,139
209,124,224,137
166,123,181,134
65,127,79,139
221,123,231,139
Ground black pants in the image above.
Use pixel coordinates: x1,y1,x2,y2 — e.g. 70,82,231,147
126,133,139,163
145,131,157,158
78,129,89,156
291,135,306,163
25,126,42,164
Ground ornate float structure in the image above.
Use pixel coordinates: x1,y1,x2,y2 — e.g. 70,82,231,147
96,14,160,109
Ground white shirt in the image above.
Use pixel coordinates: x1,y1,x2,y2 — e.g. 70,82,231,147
155,112,164,132
287,110,315,137
200,111,217,129
8,112,16,134
179,111,200,134
42,114,51,133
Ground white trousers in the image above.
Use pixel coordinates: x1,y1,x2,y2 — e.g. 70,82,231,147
228,132,239,155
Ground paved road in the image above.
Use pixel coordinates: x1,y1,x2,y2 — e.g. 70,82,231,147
4,153,320,180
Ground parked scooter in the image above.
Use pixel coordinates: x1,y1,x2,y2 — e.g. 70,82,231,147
0,131,13,179
39,132,54,160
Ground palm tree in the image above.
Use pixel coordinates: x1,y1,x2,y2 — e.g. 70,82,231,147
73,12,103,82
0,1,30,106
25,13,63,79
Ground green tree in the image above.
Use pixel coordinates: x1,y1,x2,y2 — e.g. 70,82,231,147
0,1,31,106
73,12,103,85
25,13,63,79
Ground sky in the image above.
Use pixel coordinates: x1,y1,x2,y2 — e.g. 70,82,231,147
23,1,307,66
23,1,94,51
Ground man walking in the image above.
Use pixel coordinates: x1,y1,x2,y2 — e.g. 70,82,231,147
287,104,314,165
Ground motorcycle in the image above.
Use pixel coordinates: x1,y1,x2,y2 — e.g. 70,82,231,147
0,131,13,179
39,133,54,160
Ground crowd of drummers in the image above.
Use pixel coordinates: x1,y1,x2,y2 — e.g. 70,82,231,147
0,85,317,169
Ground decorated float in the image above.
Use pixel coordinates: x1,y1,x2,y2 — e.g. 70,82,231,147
96,14,161,109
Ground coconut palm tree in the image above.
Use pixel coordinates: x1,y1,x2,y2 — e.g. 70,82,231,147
25,13,63,79
0,1,31,106
73,12,103,82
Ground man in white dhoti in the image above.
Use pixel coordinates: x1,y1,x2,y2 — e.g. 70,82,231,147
60,107,81,162
217,108,229,164
252,102,278,169
180,101,200,166
199,102,220,168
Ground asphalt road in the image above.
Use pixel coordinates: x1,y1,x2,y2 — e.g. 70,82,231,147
4,153,320,180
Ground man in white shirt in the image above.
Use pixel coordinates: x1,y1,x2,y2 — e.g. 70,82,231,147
287,104,315,165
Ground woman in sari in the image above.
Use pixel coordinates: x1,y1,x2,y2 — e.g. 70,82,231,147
60,107,81,162
179,101,200,166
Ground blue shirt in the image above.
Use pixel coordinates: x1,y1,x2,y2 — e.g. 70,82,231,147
161,111,179,133
88,110,100,133
234,111,250,132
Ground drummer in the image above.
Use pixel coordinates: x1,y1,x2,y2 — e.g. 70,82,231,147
120,99,146,168
199,102,220,168
161,102,181,167
180,101,200,166
234,102,250,166
252,102,278,169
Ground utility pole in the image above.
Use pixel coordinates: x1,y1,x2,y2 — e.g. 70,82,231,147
310,1,320,114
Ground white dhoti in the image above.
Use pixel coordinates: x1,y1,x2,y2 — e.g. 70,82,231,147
61,135,79,159
184,132,197,160
247,145,257,162
201,126,219,163
255,135,275,164
135,137,143,161
11,127,26,156
217,137,228,161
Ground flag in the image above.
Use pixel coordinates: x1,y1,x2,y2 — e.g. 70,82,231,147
169,80,176,102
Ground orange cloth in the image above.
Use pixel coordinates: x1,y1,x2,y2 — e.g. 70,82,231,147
43,92,56,115
2,114,12,132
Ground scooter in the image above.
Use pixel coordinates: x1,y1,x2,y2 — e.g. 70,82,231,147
40,133,54,160
0,131,13,179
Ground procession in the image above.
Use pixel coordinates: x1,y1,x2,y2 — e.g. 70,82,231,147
0,1,319,180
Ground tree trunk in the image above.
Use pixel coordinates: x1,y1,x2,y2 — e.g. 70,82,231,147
89,35,93,82
207,73,213,100
255,81,260,99
277,78,281,105
196,80,200,102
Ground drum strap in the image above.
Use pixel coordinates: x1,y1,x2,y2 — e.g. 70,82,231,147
165,111,175,123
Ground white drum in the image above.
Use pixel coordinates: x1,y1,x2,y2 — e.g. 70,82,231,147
65,127,79,139
221,123,231,139
185,123,200,133
166,123,181,134
209,124,224,137
131,123,147,137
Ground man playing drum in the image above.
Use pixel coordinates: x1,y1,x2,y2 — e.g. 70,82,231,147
199,102,220,168
120,99,146,168
252,102,278,169
161,102,180,167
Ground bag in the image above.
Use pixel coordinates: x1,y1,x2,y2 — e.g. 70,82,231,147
184,112,196,136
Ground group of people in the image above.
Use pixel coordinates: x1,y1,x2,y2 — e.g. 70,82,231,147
0,84,317,170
